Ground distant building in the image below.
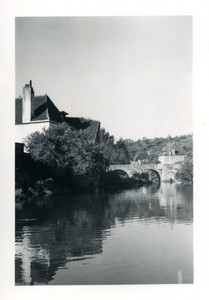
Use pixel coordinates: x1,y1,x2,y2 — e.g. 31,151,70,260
158,142,186,165
133,150,160,164
15,81,100,145
133,151,149,164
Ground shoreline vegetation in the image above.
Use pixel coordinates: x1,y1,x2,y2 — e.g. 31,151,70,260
15,175,153,200
15,123,193,200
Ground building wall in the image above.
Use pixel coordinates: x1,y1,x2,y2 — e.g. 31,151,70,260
158,155,186,165
15,121,52,143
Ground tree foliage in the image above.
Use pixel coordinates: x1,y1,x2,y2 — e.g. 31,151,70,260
176,155,193,184
100,129,193,166
25,123,107,189
99,129,130,164
25,124,193,189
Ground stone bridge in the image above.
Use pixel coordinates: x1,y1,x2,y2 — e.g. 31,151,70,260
108,162,180,182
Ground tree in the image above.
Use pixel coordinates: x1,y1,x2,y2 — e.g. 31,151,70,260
114,139,130,164
25,123,107,190
176,155,193,184
99,129,130,164
99,128,115,164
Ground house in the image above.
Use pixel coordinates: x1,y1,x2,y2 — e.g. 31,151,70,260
133,151,149,164
133,150,160,164
158,142,186,165
15,81,100,145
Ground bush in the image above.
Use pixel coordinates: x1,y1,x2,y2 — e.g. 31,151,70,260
176,157,193,184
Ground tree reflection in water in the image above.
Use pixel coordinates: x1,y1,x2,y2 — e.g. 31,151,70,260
15,183,193,285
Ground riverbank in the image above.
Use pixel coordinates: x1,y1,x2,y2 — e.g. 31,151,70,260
15,174,153,200
15,148,191,201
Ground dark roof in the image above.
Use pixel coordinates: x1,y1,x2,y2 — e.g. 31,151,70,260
83,120,100,142
15,92,100,142
148,155,160,164
46,96,62,123
133,151,149,161
161,142,187,156
15,95,62,124
66,117,100,142
65,117,91,130
59,111,68,116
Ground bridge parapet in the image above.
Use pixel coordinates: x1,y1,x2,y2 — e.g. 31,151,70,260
108,163,162,178
108,162,179,182
130,162,163,171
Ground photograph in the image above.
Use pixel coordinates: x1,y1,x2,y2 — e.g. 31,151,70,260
15,16,193,285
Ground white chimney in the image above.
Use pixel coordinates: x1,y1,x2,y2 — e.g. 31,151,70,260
22,80,34,123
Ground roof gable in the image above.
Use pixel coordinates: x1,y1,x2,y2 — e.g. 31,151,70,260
161,142,187,156
31,95,48,121
15,95,62,124
46,97,62,123
66,117,100,142
133,151,149,161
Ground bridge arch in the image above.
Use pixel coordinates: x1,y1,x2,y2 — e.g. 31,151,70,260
108,169,129,179
145,169,161,183
130,171,141,179
108,164,163,183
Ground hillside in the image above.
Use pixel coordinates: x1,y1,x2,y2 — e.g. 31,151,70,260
100,129,192,165
123,134,193,163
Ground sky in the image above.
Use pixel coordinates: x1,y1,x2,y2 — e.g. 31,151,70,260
16,16,192,141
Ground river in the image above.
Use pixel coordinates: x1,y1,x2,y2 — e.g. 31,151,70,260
15,182,193,285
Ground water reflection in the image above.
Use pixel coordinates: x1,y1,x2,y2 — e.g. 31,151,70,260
15,183,193,285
